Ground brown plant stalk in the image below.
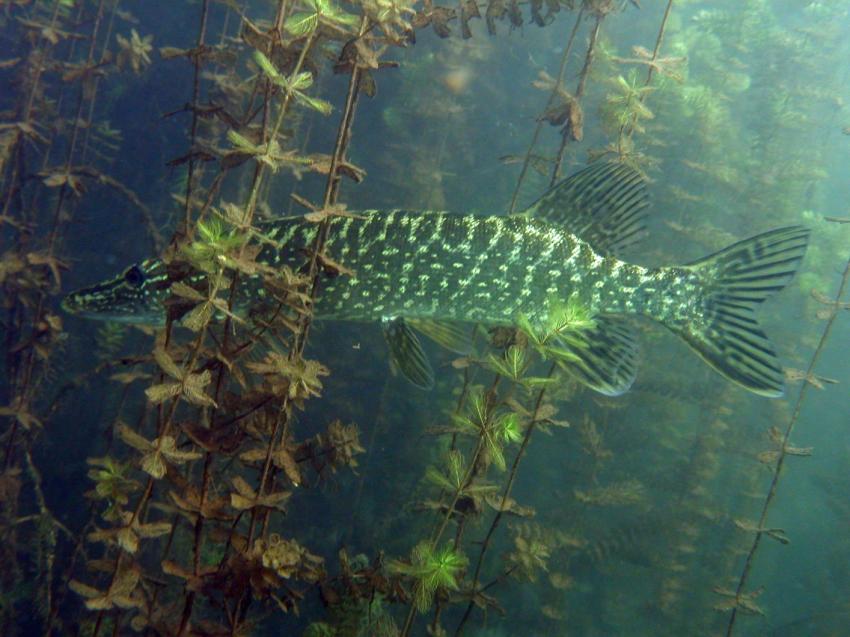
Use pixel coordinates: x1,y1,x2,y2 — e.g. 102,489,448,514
619,0,674,149
552,12,603,182
454,362,557,635
724,252,850,636
508,7,583,214
227,13,371,634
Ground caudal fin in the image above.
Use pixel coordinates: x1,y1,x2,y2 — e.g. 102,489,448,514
679,226,810,397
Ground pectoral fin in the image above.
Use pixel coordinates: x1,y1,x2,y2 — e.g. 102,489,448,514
556,316,639,396
382,316,435,390
407,318,476,355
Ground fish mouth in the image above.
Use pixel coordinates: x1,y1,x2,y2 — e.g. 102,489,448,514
60,295,85,316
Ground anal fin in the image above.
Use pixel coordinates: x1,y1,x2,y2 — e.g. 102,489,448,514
556,316,639,396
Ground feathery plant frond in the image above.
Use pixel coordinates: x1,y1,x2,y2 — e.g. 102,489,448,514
517,293,596,355
425,449,466,493
448,387,512,470
390,542,468,613
486,345,530,382
601,68,655,135
182,218,244,273
495,412,523,445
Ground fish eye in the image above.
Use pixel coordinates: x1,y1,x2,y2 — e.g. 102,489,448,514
124,265,145,287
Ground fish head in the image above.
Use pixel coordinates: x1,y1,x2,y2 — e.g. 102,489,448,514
61,258,170,325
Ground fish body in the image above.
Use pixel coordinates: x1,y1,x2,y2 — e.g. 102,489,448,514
247,212,687,326
62,163,809,397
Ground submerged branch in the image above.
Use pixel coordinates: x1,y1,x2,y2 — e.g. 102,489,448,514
552,13,603,182
508,8,583,213
725,254,850,636
454,362,556,635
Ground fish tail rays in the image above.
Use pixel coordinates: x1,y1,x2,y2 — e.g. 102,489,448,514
672,226,810,397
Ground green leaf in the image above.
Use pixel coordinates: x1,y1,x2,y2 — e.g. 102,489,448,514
326,11,359,28
468,389,488,428
310,0,360,27
516,312,544,347
487,345,528,380
284,11,319,37
294,91,333,116
252,50,279,80
390,542,468,613
446,449,465,488
544,345,583,365
504,346,527,379
424,465,454,492
425,450,466,492
227,130,260,153
521,376,559,389
449,412,476,436
546,295,595,335
484,433,505,471
288,71,313,91
496,412,523,444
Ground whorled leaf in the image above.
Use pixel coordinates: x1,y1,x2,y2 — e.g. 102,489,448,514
144,382,182,404
284,11,319,37
230,475,291,511
294,91,333,115
69,565,141,610
153,346,182,379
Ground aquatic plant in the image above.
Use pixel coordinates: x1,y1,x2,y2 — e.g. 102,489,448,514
722,243,850,635
4,0,390,633
390,541,469,612
0,0,161,629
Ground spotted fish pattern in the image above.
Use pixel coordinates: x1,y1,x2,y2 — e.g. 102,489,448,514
261,211,689,325
62,163,809,397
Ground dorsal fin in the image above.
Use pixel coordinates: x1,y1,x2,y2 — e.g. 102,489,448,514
520,162,649,256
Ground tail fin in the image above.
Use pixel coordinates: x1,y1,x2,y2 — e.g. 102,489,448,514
677,226,810,397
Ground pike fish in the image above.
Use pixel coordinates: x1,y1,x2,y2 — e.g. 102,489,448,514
62,163,809,397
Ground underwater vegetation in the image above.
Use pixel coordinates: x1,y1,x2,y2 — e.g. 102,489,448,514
1,0,849,636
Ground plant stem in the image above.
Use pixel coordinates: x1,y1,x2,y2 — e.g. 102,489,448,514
454,362,556,635
552,13,603,182
725,253,850,636
231,15,369,634
621,0,674,144
182,0,210,234
508,8,583,213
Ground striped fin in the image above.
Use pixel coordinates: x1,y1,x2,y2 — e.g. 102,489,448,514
407,318,476,355
679,226,810,397
557,316,639,396
382,316,434,390
520,161,649,256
